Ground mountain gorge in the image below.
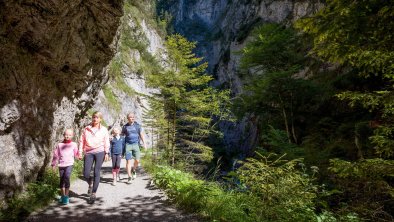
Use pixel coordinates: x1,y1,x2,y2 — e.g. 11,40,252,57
0,0,323,199
163,0,323,155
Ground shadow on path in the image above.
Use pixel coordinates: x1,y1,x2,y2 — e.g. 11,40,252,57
26,161,199,222
26,195,195,222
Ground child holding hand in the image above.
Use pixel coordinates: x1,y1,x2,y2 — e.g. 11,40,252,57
110,127,125,186
51,129,79,205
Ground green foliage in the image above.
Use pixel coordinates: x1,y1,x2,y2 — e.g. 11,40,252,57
71,160,83,180
240,23,304,73
146,34,232,168
296,0,394,158
261,126,305,159
328,158,394,221
0,168,58,221
295,0,394,78
103,85,121,112
295,3,394,219
236,23,325,146
237,153,319,221
144,154,358,222
148,164,262,222
0,160,83,221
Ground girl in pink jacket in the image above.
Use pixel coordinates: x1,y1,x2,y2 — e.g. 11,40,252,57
51,129,79,205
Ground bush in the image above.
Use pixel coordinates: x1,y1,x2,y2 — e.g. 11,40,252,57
0,168,58,221
0,160,83,221
149,165,260,222
237,153,319,221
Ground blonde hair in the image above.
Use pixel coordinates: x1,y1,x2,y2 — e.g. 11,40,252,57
64,128,74,136
111,127,121,135
127,112,135,118
92,111,103,119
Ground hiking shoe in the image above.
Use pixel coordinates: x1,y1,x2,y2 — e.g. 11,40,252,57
88,194,96,204
62,196,69,205
127,177,132,184
87,186,92,195
58,195,64,204
132,171,137,179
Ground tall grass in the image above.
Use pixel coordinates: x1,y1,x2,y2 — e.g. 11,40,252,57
142,153,360,222
147,165,260,222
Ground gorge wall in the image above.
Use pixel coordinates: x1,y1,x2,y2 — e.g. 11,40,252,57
165,0,323,156
0,0,123,199
92,1,167,147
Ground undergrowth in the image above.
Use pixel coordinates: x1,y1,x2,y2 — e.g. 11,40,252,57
0,160,83,221
142,153,360,222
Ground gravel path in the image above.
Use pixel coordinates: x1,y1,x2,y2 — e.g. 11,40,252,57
27,160,199,222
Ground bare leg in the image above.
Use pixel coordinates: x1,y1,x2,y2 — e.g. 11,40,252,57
65,188,69,196
61,188,65,196
126,159,132,177
133,159,139,172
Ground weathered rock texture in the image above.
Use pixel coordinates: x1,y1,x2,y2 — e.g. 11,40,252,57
93,2,167,147
167,0,323,156
0,0,123,199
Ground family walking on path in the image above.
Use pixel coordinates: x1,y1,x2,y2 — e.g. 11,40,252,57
51,111,146,205
34,111,198,222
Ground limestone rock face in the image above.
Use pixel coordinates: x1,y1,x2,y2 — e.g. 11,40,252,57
93,4,167,148
167,0,323,155
0,0,123,199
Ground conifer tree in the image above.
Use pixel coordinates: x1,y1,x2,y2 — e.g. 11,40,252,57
147,34,230,168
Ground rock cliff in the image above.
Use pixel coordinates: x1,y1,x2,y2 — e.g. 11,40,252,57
0,0,123,199
92,1,167,147
165,0,323,155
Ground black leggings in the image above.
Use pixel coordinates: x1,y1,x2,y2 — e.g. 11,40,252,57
84,152,105,193
59,165,73,189
112,154,122,169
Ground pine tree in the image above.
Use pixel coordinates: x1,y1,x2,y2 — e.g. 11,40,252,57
147,34,230,169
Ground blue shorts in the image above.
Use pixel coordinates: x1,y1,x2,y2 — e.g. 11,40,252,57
125,143,140,160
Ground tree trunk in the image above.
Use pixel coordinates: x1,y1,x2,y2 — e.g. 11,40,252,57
171,101,176,166
167,118,170,163
290,92,298,144
279,94,291,143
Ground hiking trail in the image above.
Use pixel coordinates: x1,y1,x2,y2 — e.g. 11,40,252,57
27,160,198,222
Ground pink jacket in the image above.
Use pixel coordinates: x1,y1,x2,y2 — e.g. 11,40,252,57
79,124,110,154
51,142,79,167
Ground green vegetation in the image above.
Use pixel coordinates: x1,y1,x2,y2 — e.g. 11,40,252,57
0,161,83,221
7,1,392,221
228,1,394,221
143,154,359,222
103,85,121,112
296,0,394,159
104,0,162,113
96,0,394,221
146,34,231,171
